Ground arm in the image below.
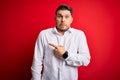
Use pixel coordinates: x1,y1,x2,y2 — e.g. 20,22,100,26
48,31,90,67
31,32,44,80
65,32,91,67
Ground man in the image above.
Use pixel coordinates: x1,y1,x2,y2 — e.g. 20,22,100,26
31,4,90,80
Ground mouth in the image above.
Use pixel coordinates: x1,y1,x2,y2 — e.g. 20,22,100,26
60,23,66,27
56,26,69,32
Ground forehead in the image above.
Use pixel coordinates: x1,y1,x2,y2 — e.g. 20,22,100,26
56,10,71,15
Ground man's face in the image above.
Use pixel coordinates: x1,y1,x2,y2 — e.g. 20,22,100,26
55,10,73,32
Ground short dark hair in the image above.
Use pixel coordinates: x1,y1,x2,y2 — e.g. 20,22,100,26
55,4,72,15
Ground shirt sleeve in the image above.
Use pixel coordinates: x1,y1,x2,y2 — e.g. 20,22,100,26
31,32,44,80
65,31,91,67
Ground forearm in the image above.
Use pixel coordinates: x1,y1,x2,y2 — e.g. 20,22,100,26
64,31,91,67
64,51,90,67
31,34,44,80
31,58,43,80
31,67,42,80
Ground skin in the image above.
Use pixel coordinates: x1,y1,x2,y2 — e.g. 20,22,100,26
49,10,73,57
55,10,73,35
49,43,66,57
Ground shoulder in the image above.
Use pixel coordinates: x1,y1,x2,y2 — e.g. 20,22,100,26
38,28,53,37
39,28,53,35
71,28,87,39
71,28,85,34
40,28,53,33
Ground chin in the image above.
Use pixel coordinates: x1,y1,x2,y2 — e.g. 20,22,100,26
60,28,69,32
56,26,69,32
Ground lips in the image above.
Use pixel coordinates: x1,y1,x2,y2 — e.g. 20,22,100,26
60,23,66,26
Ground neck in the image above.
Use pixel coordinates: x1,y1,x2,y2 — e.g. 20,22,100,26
56,27,69,35
58,31,64,35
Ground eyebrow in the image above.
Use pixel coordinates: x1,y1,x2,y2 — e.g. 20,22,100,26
57,13,71,16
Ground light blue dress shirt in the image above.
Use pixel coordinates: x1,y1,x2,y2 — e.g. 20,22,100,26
31,27,90,80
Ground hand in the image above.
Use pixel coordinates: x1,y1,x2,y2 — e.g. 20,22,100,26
48,43,66,57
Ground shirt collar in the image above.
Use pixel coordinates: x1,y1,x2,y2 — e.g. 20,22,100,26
53,27,72,34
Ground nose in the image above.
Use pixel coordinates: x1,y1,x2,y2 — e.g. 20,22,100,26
61,17,65,22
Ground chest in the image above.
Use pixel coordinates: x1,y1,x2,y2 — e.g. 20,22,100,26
44,33,80,53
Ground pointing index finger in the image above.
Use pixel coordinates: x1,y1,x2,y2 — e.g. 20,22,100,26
48,43,58,49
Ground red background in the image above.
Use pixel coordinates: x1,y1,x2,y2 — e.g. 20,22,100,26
0,0,120,80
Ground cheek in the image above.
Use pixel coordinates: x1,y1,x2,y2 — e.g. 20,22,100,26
56,21,60,25
56,20,61,24
56,19,61,22
67,20,72,25
55,18,59,22
70,19,73,23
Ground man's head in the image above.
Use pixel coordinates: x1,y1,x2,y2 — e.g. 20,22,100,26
55,4,73,32
55,4,72,15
